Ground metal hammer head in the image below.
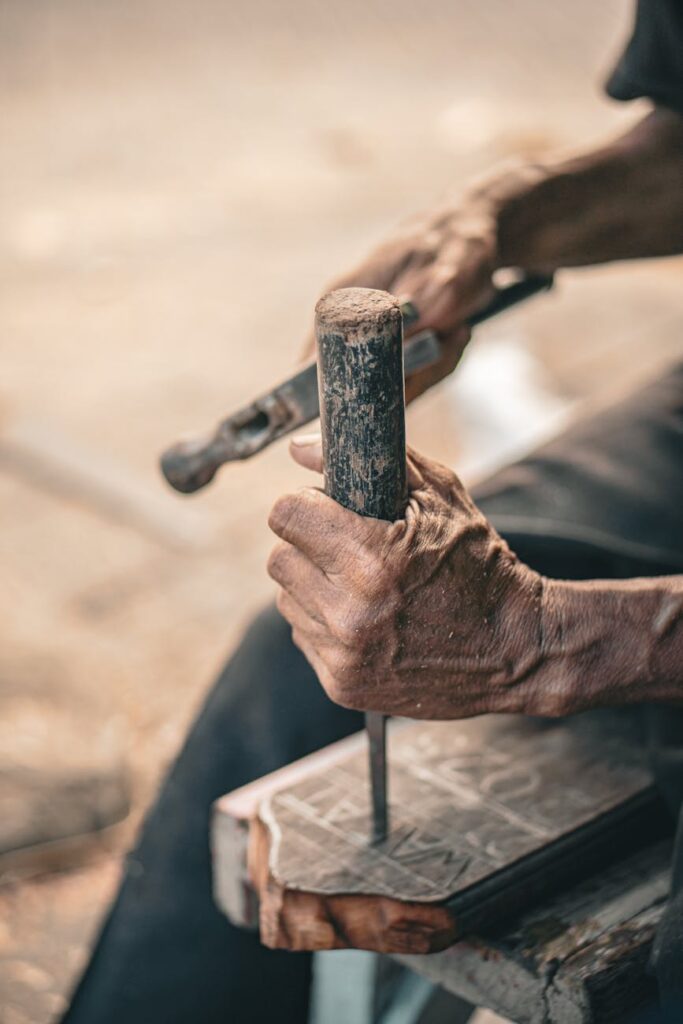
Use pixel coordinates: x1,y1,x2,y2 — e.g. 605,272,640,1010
160,435,223,494
160,390,298,494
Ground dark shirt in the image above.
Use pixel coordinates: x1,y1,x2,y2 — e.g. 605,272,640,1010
606,0,683,113
606,6,683,1004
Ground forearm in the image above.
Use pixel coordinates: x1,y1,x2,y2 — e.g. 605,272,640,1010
472,107,683,272
536,575,683,713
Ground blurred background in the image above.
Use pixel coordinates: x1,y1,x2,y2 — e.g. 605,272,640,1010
1,0,682,1020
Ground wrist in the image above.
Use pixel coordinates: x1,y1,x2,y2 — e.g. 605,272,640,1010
462,162,556,273
472,109,683,273
535,577,683,715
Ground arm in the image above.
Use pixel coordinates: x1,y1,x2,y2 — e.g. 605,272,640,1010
268,441,683,719
489,107,683,270
318,107,683,401
539,576,683,712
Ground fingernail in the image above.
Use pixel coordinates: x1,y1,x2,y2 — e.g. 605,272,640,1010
291,433,321,447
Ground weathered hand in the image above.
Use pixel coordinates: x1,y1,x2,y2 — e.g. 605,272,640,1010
268,438,551,720
302,200,498,402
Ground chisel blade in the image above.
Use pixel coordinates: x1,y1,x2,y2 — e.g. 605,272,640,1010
366,713,388,843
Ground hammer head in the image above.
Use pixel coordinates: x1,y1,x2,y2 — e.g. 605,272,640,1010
160,436,222,494
159,389,300,493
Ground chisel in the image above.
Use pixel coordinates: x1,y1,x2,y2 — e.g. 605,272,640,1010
315,287,407,845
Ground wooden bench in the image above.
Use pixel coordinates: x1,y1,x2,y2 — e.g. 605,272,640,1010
211,713,671,1022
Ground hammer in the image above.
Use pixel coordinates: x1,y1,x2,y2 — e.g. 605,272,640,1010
315,287,407,844
160,274,552,494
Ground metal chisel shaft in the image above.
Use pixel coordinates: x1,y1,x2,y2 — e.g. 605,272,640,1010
366,711,388,845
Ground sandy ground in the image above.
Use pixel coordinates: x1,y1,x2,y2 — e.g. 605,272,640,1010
1,0,682,1020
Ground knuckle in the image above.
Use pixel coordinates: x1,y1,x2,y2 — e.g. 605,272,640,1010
326,675,360,711
266,543,290,583
290,628,307,656
315,658,346,705
334,602,369,647
546,687,574,719
433,259,460,287
270,488,323,539
268,493,298,537
531,683,573,719
334,620,356,649
325,676,345,705
331,647,363,687
326,649,349,685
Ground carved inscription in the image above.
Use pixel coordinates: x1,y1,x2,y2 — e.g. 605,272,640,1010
260,712,654,901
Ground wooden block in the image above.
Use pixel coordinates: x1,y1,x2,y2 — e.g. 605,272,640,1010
212,730,367,928
212,711,669,955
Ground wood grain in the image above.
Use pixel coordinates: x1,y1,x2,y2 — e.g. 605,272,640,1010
316,287,406,521
396,840,671,1023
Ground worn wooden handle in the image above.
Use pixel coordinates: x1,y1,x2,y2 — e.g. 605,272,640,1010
315,287,407,520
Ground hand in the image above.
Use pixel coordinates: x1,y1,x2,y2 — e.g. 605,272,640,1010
268,438,555,720
303,199,498,402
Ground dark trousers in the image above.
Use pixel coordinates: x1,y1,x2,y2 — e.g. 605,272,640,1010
63,364,683,1024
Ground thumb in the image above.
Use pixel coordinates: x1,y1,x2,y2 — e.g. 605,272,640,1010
289,433,323,473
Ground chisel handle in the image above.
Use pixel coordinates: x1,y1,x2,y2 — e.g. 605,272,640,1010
315,287,407,843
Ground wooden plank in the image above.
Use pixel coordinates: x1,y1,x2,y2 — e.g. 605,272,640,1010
396,840,670,1024
212,711,669,954
211,730,367,927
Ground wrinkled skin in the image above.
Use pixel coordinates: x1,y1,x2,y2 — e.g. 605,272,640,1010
269,439,683,719
301,204,497,403
300,109,683,406
272,108,683,720
268,439,547,720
